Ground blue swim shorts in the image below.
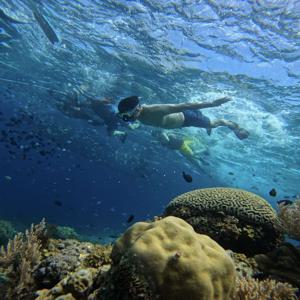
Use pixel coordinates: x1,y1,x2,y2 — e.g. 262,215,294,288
182,110,211,128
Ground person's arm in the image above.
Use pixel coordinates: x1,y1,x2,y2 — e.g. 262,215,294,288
157,96,232,115
159,131,170,146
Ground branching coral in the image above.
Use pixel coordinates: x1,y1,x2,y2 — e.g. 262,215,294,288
278,199,300,241
233,276,298,300
0,219,47,300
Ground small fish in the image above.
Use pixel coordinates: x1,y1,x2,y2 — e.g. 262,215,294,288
127,214,135,223
109,234,119,239
269,188,277,197
53,200,62,207
4,175,12,180
182,171,193,183
277,199,293,206
228,172,234,175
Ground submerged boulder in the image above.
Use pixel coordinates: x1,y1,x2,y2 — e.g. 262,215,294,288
164,187,283,255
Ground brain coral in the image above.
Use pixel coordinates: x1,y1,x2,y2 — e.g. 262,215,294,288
104,216,236,300
164,188,283,255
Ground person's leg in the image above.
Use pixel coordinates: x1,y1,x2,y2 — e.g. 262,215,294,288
182,110,212,136
210,119,249,140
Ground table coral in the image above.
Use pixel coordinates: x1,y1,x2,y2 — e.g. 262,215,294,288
164,187,283,255
103,216,236,300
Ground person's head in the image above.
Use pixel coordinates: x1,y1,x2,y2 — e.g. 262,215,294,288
118,96,141,122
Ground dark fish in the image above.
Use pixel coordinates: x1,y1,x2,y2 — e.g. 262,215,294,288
228,172,234,175
277,199,293,206
127,214,135,223
182,171,193,183
269,188,277,197
33,10,59,44
109,234,119,239
54,200,62,207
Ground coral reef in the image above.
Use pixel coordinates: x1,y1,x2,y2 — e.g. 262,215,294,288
278,199,300,241
254,243,300,288
164,187,283,255
34,238,112,289
0,219,47,300
0,219,17,246
35,268,98,300
1,217,298,300
102,216,236,300
46,224,80,240
233,276,298,300
0,217,114,300
226,250,259,278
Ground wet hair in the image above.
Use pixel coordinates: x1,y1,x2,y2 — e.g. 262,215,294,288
118,96,139,113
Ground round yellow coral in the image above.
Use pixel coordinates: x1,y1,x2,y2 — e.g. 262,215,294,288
110,216,236,300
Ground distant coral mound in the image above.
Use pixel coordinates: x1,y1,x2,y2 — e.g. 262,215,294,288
164,187,283,255
0,220,16,246
278,199,300,241
103,216,236,300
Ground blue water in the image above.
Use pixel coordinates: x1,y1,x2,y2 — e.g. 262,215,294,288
0,0,299,238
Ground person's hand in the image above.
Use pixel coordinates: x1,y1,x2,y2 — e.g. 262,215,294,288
98,98,113,104
128,122,140,130
213,96,232,106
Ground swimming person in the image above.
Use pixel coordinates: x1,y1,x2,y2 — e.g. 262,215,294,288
117,96,249,140
53,90,138,143
87,97,139,142
152,130,209,169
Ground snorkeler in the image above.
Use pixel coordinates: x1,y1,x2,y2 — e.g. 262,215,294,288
53,90,138,143
152,130,209,169
117,96,249,140
86,97,139,142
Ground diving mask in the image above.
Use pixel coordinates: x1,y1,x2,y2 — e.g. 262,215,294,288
119,105,140,122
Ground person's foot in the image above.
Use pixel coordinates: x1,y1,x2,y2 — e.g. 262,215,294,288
233,127,250,140
206,128,212,136
227,121,249,140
